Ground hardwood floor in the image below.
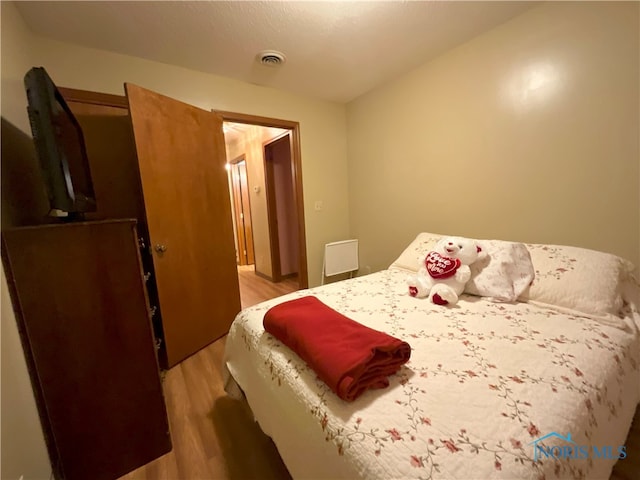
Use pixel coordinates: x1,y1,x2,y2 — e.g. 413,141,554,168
119,265,297,480
119,265,640,479
236,265,299,310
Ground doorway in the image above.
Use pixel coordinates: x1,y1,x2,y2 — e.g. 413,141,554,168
218,110,308,292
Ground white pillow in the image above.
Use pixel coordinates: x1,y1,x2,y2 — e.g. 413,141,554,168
519,243,635,321
389,233,535,302
466,240,534,302
389,232,442,273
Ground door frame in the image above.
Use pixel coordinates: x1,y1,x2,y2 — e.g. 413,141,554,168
215,110,308,289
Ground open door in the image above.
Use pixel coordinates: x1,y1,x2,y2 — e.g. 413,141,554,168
125,83,241,367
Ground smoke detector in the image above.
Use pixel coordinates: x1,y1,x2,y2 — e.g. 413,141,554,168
256,50,286,67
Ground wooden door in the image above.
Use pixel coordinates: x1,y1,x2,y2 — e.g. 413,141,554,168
230,159,255,265
125,84,241,367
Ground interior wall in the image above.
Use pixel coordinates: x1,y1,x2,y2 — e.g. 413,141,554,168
23,24,350,288
0,3,52,480
347,1,640,273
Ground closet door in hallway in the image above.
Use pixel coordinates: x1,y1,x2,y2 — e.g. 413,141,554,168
229,158,254,266
126,84,241,367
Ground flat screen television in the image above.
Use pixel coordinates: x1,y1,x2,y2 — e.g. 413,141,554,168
24,66,96,219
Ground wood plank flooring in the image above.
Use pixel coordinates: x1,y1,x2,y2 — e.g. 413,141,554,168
236,265,299,310
120,265,640,479
119,266,297,480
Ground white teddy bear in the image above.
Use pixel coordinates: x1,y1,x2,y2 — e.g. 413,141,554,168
407,236,487,306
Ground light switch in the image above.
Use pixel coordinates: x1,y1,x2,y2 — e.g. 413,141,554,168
314,200,323,211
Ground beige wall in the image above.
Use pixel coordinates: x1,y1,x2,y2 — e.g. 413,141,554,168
1,4,52,480
347,1,639,273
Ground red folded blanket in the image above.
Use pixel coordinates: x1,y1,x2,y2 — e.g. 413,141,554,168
263,295,411,402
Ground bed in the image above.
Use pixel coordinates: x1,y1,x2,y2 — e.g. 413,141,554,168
223,233,640,479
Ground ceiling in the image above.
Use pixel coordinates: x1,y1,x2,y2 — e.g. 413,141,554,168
15,1,538,104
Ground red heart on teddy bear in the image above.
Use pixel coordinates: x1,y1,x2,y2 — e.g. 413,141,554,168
425,251,461,279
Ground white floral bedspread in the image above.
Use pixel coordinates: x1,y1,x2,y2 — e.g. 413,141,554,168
223,269,640,480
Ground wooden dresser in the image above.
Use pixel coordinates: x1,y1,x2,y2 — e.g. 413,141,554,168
1,219,171,480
